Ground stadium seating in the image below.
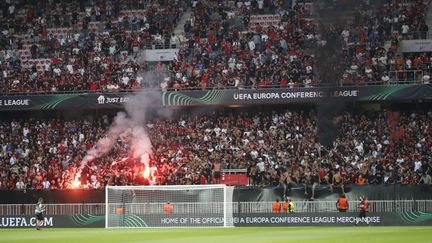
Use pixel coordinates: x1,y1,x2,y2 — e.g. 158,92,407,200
0,1,432,190
0,109,430,190
1,0,431,93
0,0,182,93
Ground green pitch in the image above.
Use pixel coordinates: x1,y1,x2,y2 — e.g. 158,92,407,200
1,226,431,243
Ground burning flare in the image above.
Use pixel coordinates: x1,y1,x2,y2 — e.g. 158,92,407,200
143,166,150,179
72,176,81,188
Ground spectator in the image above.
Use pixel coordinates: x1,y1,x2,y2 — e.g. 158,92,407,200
0,108,430,190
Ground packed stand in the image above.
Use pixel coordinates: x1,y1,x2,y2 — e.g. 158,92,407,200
0,109,431,190
0,0,182,93
170,0,318,90
339,0,431,85
0,0,431,93
171,0,432,90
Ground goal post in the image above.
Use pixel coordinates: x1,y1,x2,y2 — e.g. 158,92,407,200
105,185,234,228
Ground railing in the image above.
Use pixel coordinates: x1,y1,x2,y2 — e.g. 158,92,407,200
140,42,180,50
241,200,431,213
221,169,247,174
1,78,428,96
417,200,432,212
388,70,424,83
108,202,226,215
0,203,105,215
1,200,431,215
401,31,430,40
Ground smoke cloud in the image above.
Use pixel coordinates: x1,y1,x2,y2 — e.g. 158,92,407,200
316,101,347,149
312,0,349,84
312,0,360,148
74,71,170,185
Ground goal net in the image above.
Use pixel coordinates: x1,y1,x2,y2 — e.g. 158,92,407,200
105,185,234,228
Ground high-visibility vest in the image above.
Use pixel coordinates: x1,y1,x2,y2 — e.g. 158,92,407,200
273,202,281,213
164,203,173,214
338,198,348,210
289,202,295,213
282,202,289,213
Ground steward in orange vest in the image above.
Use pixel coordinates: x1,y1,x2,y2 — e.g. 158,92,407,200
273,199,281,213
164,202,173,214
336,194,349,212
281,198,289,213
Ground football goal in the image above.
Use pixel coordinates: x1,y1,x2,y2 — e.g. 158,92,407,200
105,185,234,228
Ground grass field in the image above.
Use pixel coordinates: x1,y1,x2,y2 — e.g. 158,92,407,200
1,226,432,243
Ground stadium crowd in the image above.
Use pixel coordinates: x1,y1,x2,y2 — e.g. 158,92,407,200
171,0,317,89
0,0,182,93
340,0,432,85
172,0,432,89
0,109,431,190
1,0,431,93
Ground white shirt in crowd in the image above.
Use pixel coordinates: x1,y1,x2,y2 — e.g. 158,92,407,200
16,180,26,190
379,56,387,65
405,59,412,69
170,35,178,45
401,24,409,34
66,64,74,74
341,29,349,43
10,156,17,165
23,127,30,137
381,74,390,83
53,67,61,76
414,160,422,172
365,67,373,76
121,76,130,85
423,74,430,83
257,161,265,172
257,0,264,9
42,180,50,189
250,150,258,159
160,80,168,91
85,7,92,17
8,5,15,15
248,40,255,51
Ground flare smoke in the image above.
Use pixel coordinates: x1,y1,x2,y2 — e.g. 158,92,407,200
75,71,170,185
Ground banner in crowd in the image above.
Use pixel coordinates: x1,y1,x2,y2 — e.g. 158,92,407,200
143,49,179,61
3,212,431,228
162,84,432,106
399,39,432,52
0,84,431,111
0,93,132,111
